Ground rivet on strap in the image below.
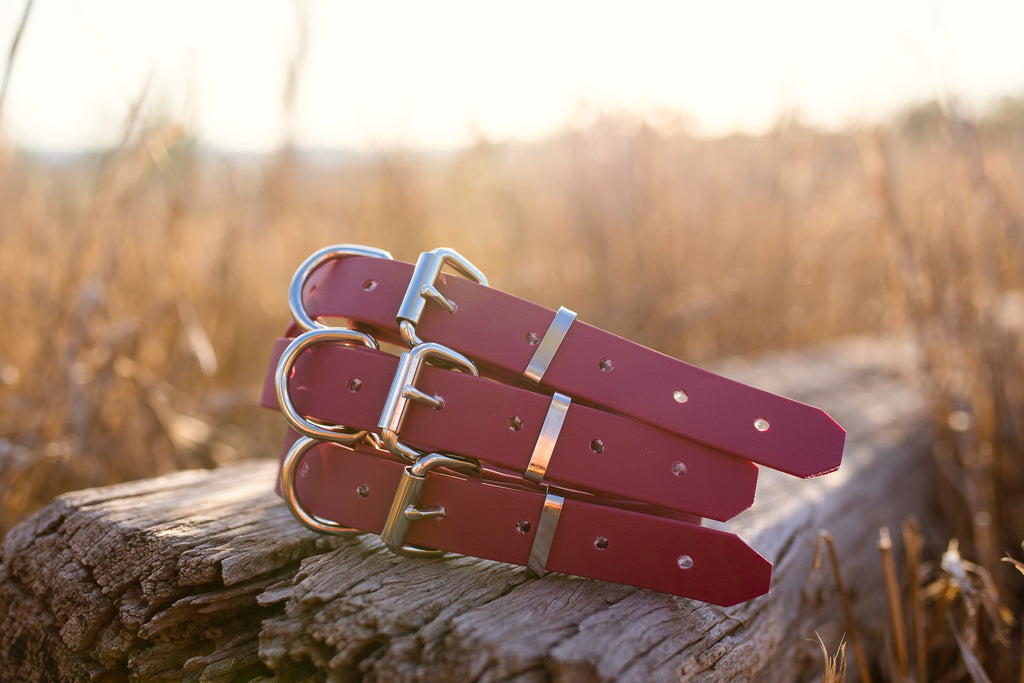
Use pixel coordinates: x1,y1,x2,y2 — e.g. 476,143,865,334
524,306,577,384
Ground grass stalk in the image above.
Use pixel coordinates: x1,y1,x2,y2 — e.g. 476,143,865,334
879,527,909,679
0,0,33,123
815,531,872,683
903,518,927,683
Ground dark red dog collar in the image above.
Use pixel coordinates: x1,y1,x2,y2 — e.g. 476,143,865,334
262,245,845,606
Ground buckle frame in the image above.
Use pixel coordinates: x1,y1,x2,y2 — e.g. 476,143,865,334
380,452,481,557
276,327,380,445
397,247,488,347
279,435,357,535
279,244,393,450
289,244,393,332
378,342,478,462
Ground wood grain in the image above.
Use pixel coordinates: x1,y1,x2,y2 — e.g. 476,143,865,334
0,336,933,681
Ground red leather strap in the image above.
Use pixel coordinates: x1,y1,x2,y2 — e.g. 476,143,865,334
261,338,759,522
287,436,772,606
299,256,845,478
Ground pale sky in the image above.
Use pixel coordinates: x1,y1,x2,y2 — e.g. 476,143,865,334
1,0,1022,153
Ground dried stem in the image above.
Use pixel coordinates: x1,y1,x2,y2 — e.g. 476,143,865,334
879,527,909,679
903,518,927,683
949,613,995,683
0,0,34,123
815,531,872,683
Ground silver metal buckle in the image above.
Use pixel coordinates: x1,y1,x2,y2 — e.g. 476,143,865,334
279,244,488,547
276,327,380,446
279,244,393,451
397,248,488,347
289,244,393,332
380,452,481,557
377,342,478,462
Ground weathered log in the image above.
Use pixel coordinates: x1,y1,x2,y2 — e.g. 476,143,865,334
0,336,933,681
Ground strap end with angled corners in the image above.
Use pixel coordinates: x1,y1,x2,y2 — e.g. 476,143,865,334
805,406,846,477
775,403,846,479
546,500,773,606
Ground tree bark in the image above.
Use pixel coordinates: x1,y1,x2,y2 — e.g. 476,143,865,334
0,336,933,681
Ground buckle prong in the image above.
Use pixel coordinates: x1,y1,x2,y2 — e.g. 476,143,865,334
398,248,488,348
419,283,457,313
401,385,444,410
380,452,481,557
379,342,478,462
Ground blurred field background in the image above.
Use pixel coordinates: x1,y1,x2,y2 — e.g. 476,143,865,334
3,101,1024,679
3,1,1024,680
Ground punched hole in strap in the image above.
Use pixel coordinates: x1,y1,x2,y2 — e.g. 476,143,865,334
524,306,577,384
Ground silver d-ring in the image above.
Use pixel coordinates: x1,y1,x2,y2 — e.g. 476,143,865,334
289,244,393,332
276,327,379,445
280,436,356,535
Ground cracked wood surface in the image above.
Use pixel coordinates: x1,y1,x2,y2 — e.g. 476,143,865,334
0,336,934,681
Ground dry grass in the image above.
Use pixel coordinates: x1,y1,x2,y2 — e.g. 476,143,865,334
1,97,1024,679
814,520,1020,682
816,632,849,683
0,114,906,534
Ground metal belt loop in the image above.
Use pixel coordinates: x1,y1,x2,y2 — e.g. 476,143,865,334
397,247,488,348
525,392,571,483
527,490,566,576
524,306,577,384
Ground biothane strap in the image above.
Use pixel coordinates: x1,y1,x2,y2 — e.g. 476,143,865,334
260,336,759,522
280,434,772,606
262,244,846,604
296,253,845,478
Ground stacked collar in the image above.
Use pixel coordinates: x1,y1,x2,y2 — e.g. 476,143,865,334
261,245,845,606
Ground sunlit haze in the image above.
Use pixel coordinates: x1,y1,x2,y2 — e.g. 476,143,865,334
2,0,1023,153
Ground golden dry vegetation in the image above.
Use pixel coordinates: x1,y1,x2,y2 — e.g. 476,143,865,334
1,99,1024,679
